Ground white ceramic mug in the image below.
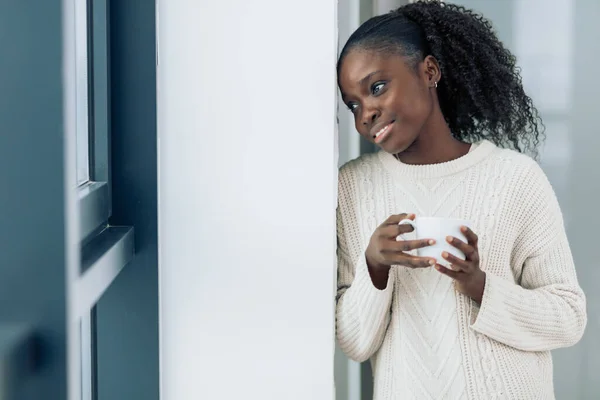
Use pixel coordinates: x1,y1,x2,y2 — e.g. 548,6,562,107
397,217,471,267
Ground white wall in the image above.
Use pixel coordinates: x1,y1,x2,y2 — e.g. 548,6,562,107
157,1,337,399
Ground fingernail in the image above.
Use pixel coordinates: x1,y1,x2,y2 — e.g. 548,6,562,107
442,251,448,258
429,260,435,265
428,239,436,245
461,226,468,232
446,236,453,242
435,265,441,271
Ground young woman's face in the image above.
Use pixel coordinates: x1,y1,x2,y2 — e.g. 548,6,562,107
338,49,436,154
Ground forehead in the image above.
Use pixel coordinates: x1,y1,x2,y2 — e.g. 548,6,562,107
338,49,409,91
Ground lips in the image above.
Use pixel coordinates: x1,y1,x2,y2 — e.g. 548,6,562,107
372,121,395,144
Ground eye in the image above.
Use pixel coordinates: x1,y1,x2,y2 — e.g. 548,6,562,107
347,103,358,113
371,82,386,95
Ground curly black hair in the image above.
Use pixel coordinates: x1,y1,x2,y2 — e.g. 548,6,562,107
337,0,544,156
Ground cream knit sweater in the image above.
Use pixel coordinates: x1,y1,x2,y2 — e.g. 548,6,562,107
336,140,587,400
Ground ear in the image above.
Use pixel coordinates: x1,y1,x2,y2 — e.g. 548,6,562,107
422,55,441,88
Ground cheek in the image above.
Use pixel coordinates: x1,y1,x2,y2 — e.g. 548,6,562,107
394,90,431,125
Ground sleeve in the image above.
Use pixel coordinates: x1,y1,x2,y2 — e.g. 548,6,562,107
469,162,587,352
335,167,394,362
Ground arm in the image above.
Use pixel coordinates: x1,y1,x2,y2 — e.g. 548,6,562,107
336,216,394,362
470,163,587,352
334,168,394,362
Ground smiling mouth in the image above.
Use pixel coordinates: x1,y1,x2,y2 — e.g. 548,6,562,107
373,121,395,143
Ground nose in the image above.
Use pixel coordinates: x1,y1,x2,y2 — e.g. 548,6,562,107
360,105,380,128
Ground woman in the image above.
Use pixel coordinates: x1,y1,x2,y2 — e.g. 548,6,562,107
335,1,587,399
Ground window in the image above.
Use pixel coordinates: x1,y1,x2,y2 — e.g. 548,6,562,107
74,1,134,399
76,0,90,187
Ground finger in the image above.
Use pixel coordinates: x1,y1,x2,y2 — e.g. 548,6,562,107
386,253,435,269
446,236,476,259
381,220,415,239
435,264,463,279
384,213,415,226
380,223,413,239
390,238,436,252
396,222,416,236
441,251,469,271
395,214,418,237
399,255,437,269
460,226,479,246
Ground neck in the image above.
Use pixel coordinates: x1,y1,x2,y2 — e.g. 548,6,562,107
395,108,470,165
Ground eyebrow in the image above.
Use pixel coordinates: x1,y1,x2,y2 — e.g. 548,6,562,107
341,70,384,102
359,70,383,85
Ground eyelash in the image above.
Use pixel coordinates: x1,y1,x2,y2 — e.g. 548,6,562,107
346,81,387,113
371,82,386,95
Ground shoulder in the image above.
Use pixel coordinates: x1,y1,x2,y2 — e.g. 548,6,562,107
339,152,381,179
486,145,538,171
337,152,384,212
480,143,550,189
485,145,550,190
338,152,381,190
486,145,560,218
488,148,566,255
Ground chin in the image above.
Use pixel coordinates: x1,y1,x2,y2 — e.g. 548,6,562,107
380,136,414,155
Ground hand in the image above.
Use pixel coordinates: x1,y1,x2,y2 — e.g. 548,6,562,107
365,213,437,289
436,226,486,304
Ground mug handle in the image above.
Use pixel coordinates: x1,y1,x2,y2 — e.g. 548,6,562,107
396,219,416,241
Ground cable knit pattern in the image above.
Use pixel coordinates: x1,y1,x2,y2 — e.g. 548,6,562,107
335,140,587,400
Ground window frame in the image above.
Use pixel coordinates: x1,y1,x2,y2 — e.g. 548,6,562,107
73,1,134,399
78,0,111,245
